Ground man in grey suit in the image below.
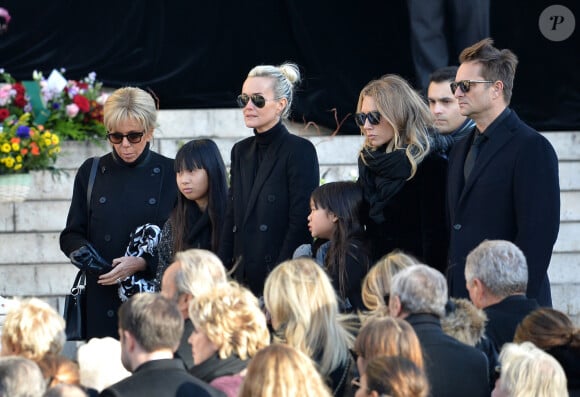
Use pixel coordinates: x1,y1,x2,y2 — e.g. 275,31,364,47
99,293,223,397
446,38,559,306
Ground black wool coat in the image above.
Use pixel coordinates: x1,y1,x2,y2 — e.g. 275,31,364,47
219,122,319,296
60,147,177,338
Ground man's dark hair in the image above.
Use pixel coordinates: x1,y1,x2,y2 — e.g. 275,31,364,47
429,66,458,84
118,293,183,353
459,38,518,104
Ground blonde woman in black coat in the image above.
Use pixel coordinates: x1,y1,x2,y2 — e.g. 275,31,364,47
219,62,319,296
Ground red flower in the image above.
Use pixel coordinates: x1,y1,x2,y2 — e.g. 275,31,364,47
77,82,89,90
14,93,27,108
73,95,91,113
13,83,25,95
0,108,9,121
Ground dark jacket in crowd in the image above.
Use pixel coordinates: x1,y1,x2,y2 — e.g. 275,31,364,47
219,121,319,296
60,146,177,338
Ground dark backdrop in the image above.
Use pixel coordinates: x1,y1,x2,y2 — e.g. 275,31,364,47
1,0,578,132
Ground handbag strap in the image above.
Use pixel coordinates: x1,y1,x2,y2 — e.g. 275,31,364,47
71,269,87,295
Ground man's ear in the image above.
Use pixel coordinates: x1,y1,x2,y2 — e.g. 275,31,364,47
122,330,136,351
178,293,192,318
389,295,403,317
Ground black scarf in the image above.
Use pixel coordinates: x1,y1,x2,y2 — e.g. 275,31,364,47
185,201,211,250
358,147,412,223
188,353,248,383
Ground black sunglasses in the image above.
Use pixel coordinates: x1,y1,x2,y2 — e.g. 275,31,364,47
236,93,276,109
107,131,145,144
450,80,494,93
354,111,381,127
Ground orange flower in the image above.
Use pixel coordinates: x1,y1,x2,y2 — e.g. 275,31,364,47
20,148,29,155
10,137,20,144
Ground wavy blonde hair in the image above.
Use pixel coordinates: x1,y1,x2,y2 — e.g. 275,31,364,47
357,75,432,178
263,258,354,376
189,282,270,360
1,298,65,362
238,344,332,397
361,251,417,311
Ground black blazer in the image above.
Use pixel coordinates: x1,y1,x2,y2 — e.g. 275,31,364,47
60,148,177,338
447,110,560,306
406,314,489,397
219,122,319,296
99,359,225,397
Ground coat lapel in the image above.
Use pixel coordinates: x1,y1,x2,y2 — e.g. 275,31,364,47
242,132,288,224
448,136,471,213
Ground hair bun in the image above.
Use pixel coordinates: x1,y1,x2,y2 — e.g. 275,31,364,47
278,62,301,86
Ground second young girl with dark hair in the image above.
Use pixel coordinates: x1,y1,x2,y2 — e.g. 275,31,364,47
296,181,370,312
155,139,228,287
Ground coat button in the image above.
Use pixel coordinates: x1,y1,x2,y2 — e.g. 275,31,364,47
453,224,462,230
148,198,157,205
267,195,276,202
232,225,237,233
106,310,115,318
104,234,111,242
259,224,268,232
99,196,106,204
153,167,161,174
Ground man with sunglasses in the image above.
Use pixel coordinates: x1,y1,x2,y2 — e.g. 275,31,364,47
446,38,559,308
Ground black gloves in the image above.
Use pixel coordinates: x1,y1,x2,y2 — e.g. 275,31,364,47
70,244,111,275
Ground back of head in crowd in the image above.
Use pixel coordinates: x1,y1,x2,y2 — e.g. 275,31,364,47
458,38,519,105
0,356,46,397
118,293,182,355
389,264,447,318
1,298,65,362
37,354,80,389
310,181,367,299
263,257,353,377
362,356,429,397
188,281,270,362
76,337,130,392
361,251,417,311
43,384,88,397
246,62,300,120
354,315,424,374
357,75,431,177
172,139,228,253
494,342,568,397
465,240,528,303
238,344,332,397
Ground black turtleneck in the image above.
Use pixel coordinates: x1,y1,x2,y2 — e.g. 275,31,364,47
253,121,285,169
111,142,151,168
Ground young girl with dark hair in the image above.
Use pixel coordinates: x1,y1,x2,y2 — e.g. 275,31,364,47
155,139,228,287
295,181,370,312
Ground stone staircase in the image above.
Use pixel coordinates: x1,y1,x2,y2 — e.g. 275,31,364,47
0,109,578,325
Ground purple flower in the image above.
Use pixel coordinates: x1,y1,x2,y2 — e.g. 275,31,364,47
16,125,30,138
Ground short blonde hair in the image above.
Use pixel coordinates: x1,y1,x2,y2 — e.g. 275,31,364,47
238,344,332,397
362,251,417,311
497,342,568,397
263,258,354,376
1,298,65,362
103,87,157,134
173,249,227,299
354,315,424,371
188,282,270,360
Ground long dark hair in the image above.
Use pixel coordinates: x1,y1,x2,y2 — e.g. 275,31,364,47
311,181,368,299
171,139,228,253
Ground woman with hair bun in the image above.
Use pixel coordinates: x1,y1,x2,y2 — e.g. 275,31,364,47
219,62,319,297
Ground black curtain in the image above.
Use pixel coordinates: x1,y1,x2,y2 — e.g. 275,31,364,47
0,0,578,131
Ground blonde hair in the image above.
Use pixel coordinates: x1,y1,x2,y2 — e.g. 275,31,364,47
37,355,80,388
354,315,424,371
357,75,431,178
362,251,417,311
497,342,568,397
247,62,300,119
77,337,131,392
103,87,157,135
238,344,332,397
263,258,354,376
1,298,65,362
173,248,227,299
188,282,270,360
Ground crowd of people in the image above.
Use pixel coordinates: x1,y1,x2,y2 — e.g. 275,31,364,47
0,37,574,397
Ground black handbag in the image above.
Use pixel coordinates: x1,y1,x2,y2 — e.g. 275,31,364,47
64,270,87,340
64,156,99,341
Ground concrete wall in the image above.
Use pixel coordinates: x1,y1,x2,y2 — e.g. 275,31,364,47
0,109,578,324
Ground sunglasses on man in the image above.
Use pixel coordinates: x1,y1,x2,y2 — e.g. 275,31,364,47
450,80,494,93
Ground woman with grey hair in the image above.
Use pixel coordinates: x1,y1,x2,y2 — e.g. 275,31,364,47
219,62,319,297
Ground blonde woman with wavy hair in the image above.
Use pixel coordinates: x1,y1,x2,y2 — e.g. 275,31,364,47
361,251,417,311
264,258,355,396
1,298,65,362
188,281,270,397
238,344,332,397
356,75,448,272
